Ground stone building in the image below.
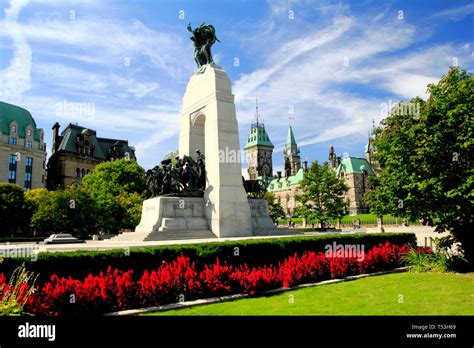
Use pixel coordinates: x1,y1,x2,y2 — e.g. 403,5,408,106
245,117,375,216
283,126,301,177
265,126,306,217
330,146,374,215
244,104,274,180
0,102,47,190
46,122,136,189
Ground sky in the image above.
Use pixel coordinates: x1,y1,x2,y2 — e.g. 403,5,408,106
1,0,473,176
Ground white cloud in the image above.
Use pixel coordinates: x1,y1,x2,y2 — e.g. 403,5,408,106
233,7,473,159
427,3,474,21
0,0,32,102
234,16,353,103
0,15,193,79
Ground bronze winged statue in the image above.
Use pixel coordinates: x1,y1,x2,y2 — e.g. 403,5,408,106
187,22,220,73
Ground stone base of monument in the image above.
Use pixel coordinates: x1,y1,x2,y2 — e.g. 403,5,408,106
110,196,279,242
248,199,279,234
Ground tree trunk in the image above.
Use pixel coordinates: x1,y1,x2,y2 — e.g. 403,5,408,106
451,226,474,269
377,216,385,233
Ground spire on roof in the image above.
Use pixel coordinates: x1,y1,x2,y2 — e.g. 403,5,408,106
254,98,261,126
286,125,297,148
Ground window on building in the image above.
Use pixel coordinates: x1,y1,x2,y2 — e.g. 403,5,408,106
24,157,33,190
81,168,85,178
27,129,32,136
76,168,81,178
26,141,32,148
8,154,17,183
10,138,17,145
11,125,16,133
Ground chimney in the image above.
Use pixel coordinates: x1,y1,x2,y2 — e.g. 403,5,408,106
277,171,282,179
52,122,60,154
303,161,308,172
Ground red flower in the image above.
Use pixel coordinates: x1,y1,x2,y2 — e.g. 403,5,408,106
22,242,409,315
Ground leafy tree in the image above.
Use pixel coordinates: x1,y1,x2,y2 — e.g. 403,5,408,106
0,183,25,235
366,67,473,264
29,186,97,236
295,204,316,223
82,159,147,232
162,150,179,165
116,191,144,229
24,188,50,235
263,192,286,222
296,161,348,225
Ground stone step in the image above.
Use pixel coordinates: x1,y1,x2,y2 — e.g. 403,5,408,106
109,232,149,242
159,217,209,231
144,229,216,241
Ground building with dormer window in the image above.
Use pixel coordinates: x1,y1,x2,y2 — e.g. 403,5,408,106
46,122,136,189
0,102,47,190
245,113,375,216
244,102,274,181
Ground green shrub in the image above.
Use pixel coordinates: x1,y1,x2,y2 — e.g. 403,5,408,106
402,237,471,273
1,233,416,285
401,248,449,272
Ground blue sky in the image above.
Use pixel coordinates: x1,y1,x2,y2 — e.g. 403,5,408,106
1,0,473,175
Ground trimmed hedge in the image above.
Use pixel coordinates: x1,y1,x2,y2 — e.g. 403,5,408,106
0,233,416,284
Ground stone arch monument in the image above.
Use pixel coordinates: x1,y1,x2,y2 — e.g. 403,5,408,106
179,64,253,238
113,23,276,242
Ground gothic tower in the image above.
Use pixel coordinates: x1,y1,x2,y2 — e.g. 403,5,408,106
329,144,337,168
329,144,341,169
365,117,378,169
244,100,274,180
284,126,301,177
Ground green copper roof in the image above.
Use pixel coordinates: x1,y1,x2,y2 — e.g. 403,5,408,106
286,126,297,148
244,123,274,149
267,168,304,192
334,157,374,176
0,101,42,141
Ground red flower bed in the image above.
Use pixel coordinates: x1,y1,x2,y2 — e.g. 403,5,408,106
231,264,280,295
361,242,408,273
4,242,414,316
26,267,138,316
199,259,236,296
138,256,201,307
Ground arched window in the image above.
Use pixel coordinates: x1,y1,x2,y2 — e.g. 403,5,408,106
11,125,16,133
81,169,85,178
86,169,90,174
76,168,80,177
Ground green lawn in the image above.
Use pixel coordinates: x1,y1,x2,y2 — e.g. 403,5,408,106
277,214,421,225
142,272,474,316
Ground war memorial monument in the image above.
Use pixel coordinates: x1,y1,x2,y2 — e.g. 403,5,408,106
115,23,277,241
